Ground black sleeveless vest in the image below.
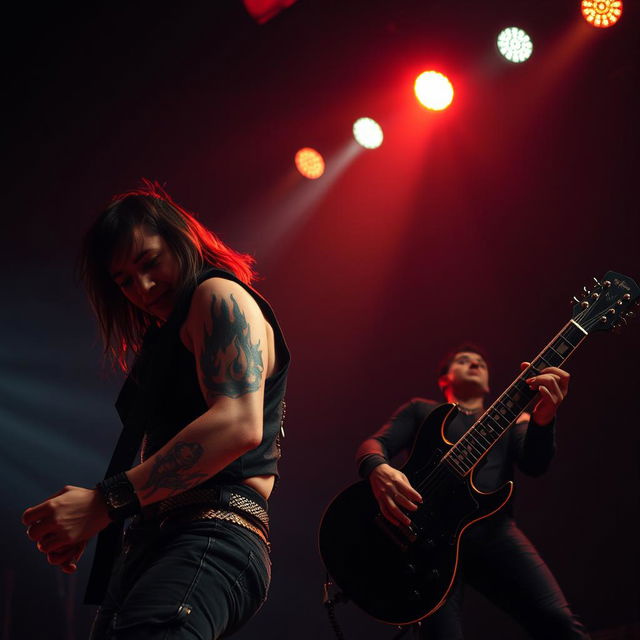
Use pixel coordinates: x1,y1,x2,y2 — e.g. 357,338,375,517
85,268,289,604
116,267,290,483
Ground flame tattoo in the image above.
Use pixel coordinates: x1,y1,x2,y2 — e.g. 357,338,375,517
200,293,264,400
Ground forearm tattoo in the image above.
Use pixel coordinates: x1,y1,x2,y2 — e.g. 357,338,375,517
140,441,208,500
200,293,264,400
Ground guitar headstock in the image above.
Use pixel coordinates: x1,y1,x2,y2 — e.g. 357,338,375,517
572,271,640,334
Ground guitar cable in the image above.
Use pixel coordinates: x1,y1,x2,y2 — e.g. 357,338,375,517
322,575,426,639
323,574,347,640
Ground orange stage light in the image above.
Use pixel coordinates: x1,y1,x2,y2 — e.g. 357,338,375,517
414,71,454,111
295,147,325,179
581,0,623,28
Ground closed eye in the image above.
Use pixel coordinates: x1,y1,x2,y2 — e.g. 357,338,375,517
142,256,159,271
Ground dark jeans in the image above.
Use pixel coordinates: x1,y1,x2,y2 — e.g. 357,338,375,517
89,518,270,640
419,517,590,640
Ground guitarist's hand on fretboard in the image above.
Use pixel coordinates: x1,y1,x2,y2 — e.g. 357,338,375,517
521,361,571,426
319,272,640,625
369,464,423,528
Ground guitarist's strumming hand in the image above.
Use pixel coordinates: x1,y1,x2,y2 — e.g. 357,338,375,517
369,463,423,527
521,362,570,426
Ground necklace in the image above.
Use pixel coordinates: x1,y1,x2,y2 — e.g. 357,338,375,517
456,404,483,416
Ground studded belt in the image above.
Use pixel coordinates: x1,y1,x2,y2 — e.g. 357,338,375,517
159,506,269,547
142,486,270,542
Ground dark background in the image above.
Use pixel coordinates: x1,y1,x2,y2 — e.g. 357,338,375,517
1,1,638,638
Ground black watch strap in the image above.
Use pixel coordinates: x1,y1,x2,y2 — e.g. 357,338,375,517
96,472,141,521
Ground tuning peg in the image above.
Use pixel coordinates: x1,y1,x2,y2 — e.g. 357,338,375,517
593,277,601,286
603,280,611,288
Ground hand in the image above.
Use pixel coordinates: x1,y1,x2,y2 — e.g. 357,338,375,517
369,464,423,527
521,362,570,426
22,486,111,561
47,541,87,574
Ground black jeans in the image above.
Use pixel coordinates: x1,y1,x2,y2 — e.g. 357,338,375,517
418,517,590,640
89,518,270,640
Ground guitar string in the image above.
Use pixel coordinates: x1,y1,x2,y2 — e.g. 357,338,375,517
409,322,588,498
412,461,457,500
397,290,633,522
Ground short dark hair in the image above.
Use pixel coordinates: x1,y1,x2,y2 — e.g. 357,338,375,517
77,181,256,370
437,343,490,378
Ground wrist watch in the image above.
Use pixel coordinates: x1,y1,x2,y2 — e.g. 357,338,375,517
96,472,141,521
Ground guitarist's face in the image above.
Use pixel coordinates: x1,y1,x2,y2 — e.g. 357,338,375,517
442,351,490,396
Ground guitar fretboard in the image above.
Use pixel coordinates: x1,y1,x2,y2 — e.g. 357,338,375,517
443,320,588,477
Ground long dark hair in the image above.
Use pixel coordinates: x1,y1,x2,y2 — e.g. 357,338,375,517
77,181,256,370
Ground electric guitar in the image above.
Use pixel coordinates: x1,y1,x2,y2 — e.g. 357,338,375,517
318,271,639,626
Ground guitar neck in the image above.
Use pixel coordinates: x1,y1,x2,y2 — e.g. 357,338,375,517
443,320,589,477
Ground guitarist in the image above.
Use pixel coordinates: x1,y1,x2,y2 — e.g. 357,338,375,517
355,344,590,639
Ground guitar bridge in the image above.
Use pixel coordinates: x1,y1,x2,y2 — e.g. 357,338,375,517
375,513,417,551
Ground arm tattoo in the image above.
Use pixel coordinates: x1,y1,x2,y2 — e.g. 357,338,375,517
200,293,264,400
140,441,208,500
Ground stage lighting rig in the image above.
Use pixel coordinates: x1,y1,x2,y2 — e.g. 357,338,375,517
581,0,622,27
414,71,454,111
497,27,533,63
295,147,325,179
353,118,384,149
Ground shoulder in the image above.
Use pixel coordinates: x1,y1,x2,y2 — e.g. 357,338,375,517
191,276,254,303
392,397,439,419
183,277,265,343
188,277,261,320
408,397,441,412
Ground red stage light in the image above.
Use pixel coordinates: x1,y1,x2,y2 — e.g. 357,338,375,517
243,0,299,24
581,0,622,28
295,148,325,179
414,71,454,111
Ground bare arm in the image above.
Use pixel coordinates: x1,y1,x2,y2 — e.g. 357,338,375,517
127,278,268,505
23,278,268,564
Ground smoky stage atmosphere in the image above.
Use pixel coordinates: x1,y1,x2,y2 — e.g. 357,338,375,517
2,1,639,638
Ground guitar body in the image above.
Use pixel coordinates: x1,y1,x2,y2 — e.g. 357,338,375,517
318,404,513,625
319,271,639,626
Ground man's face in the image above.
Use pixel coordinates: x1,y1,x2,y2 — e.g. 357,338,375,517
441,351,490,395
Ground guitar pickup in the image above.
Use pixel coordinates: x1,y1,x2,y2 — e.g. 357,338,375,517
375,513,418,550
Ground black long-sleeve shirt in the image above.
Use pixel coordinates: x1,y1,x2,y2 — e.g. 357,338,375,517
356,398,556,497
